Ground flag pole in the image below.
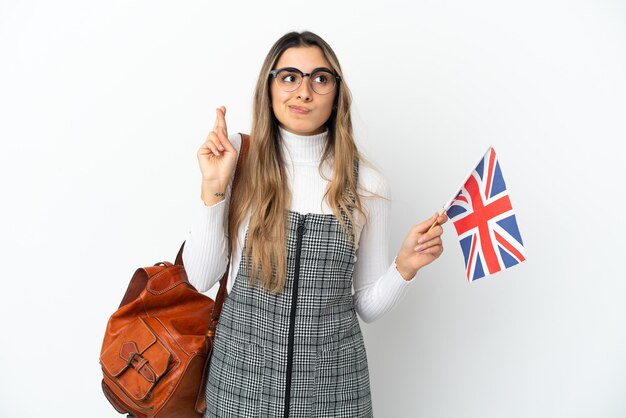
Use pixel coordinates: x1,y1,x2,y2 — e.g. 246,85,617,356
427,196,455,232
427,210,445,232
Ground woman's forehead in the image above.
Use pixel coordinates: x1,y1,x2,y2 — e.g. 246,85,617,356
275,46,332,72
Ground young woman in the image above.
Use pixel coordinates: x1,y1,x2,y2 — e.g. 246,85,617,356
183,31,447,418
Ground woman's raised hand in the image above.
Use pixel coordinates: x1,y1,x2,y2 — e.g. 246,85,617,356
198,106,239,206
395,213,448,281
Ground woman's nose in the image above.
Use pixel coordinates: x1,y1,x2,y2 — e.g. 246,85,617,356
296,76,313,101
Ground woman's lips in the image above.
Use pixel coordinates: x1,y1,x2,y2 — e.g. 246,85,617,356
289,106,311,114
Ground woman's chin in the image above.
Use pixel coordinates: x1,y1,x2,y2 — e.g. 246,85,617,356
280,123,325,136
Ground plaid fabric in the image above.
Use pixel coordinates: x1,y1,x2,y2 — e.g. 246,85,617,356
205,204,372,417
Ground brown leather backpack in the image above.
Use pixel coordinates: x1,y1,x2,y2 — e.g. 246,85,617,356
99,134,249,418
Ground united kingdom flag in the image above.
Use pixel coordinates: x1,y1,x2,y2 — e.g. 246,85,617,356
445,147,526,281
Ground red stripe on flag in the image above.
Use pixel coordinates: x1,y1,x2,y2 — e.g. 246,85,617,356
467,234,477,281
494,230,526,262
484,148,495,200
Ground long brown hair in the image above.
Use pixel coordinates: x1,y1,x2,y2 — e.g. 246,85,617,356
229,31,364,293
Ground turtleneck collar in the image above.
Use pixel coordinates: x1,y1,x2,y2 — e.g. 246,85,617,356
279,126,327,164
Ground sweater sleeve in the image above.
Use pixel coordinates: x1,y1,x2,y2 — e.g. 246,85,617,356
352,166,414,323
182,133,242,292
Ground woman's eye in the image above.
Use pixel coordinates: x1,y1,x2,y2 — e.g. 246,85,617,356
281,73,299,83
312,73,329,84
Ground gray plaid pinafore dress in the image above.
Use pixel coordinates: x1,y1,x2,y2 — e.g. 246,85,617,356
205,180,373,417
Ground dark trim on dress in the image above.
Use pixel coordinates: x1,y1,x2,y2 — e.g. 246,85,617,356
283,215,307,418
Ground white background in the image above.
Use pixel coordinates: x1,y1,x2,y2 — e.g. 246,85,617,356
1,1,625,417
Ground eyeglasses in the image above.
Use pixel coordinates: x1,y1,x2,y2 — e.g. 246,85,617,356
269,67,340,95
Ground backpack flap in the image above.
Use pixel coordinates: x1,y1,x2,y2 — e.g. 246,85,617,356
100,318,171,401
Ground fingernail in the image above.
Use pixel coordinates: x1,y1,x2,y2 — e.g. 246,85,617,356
414,245,423,252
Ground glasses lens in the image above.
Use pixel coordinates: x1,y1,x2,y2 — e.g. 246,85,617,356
310,70,336,95
275,69,302,92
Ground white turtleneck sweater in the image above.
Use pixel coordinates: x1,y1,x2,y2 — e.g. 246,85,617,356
183,128,414,323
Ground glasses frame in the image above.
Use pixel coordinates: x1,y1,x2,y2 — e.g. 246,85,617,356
269,67,341,95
